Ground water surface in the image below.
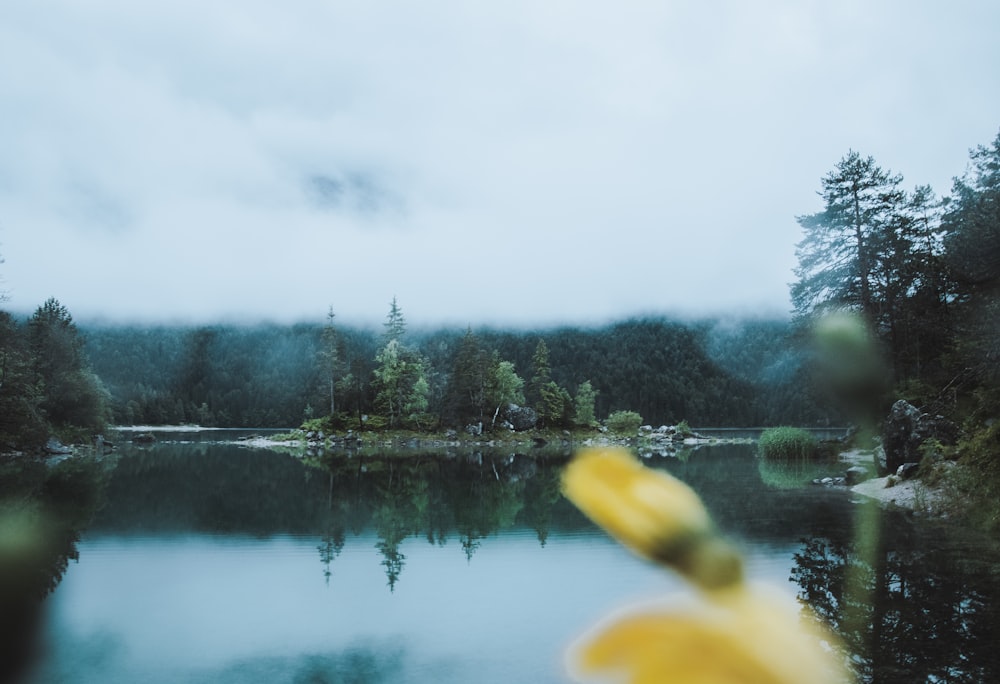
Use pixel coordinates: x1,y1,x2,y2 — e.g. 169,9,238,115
19,435,1000,683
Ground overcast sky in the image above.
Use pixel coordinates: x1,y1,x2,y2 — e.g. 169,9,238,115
1,1,998,328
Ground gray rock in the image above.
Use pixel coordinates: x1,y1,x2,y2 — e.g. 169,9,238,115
504,404,538,432
881,400,958,475
46,438,73,455
896,462,920,480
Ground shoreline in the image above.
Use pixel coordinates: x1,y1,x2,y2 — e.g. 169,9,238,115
840,448,947,515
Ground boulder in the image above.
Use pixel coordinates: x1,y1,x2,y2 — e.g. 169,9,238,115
881,400,959,475
504,404,538,432
46,438,73,455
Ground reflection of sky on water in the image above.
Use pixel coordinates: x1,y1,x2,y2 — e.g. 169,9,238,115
27,439,1000,683
34,531,704,683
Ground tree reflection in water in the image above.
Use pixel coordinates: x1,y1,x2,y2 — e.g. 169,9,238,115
0,456,107,682
309,450,569,589
791,501,1000,683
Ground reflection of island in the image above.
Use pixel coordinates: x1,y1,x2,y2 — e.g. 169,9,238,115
790,504,1000,683
315,451,568,589
89,441,862,590
0,456,106,682
91,443,583,590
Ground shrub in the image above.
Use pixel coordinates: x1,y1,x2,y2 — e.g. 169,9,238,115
758,427,819,461
606,410,643,435
300,417,334,434
675,419,694,438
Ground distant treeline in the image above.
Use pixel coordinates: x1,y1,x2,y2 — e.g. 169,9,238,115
80,315,834,429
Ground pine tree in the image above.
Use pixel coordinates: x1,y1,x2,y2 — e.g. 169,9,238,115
318,306,341,416
792,151,905,324
383,296,407,343
528,339,551,407
28,298,108,432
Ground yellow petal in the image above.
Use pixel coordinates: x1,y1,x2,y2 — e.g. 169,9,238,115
562,447,742,588
569,586,847,684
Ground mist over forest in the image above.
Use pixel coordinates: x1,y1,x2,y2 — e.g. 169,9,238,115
79,315,832,430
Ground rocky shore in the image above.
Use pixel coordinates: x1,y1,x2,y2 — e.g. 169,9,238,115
839,448,950,516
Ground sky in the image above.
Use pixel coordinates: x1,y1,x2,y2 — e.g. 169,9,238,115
1,1,998,329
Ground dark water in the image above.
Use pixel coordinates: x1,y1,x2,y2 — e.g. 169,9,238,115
11,435,1000,683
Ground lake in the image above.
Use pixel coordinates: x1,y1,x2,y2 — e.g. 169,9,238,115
14,432,1000,683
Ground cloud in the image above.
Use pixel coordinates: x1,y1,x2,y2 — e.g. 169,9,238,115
0,1,998,326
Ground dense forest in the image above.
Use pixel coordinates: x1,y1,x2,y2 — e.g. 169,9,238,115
77,314,831,431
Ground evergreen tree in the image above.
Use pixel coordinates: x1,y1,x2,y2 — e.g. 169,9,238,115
942,130,1000,387
538,381,573,428
792,151,905,324
574,380,599,427
373,298,428,428
0,311,46,448
28,298,108,432
383,296,407,343
444,328,490,425
528,339,551,407
318,307,342,416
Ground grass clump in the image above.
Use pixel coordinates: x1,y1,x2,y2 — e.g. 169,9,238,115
675,419,694,438
757,427,819,461
605,410,643,435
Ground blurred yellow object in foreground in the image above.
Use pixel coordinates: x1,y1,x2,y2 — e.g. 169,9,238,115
562,447,847,684
562,447,742,590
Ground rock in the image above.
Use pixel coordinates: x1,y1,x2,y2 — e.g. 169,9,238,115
465,422,483,436
504,404,538,432
881,400,959,475
46,438,73,455
131,432,156,444
896,462,920,480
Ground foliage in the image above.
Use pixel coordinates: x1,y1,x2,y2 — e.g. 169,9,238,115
443,328,492,425
792,151,955,387
573,380,598,427
489,360,525,420
528,339,551,407
383,296,407,342
28,298,109,433
373,339,428,428
0,312,47,449
786,129,1000,530
605,410,643,435
0,296,108,448
757,427,819,461
675,419,694,437
78,315,843,430
942,420,1000,532
300,416,335,434
317,307,343,416
538,381,574,428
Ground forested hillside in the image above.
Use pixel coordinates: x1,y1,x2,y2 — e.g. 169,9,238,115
80,315,833,429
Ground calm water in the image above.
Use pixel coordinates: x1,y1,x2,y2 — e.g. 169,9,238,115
14,433,1000,683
